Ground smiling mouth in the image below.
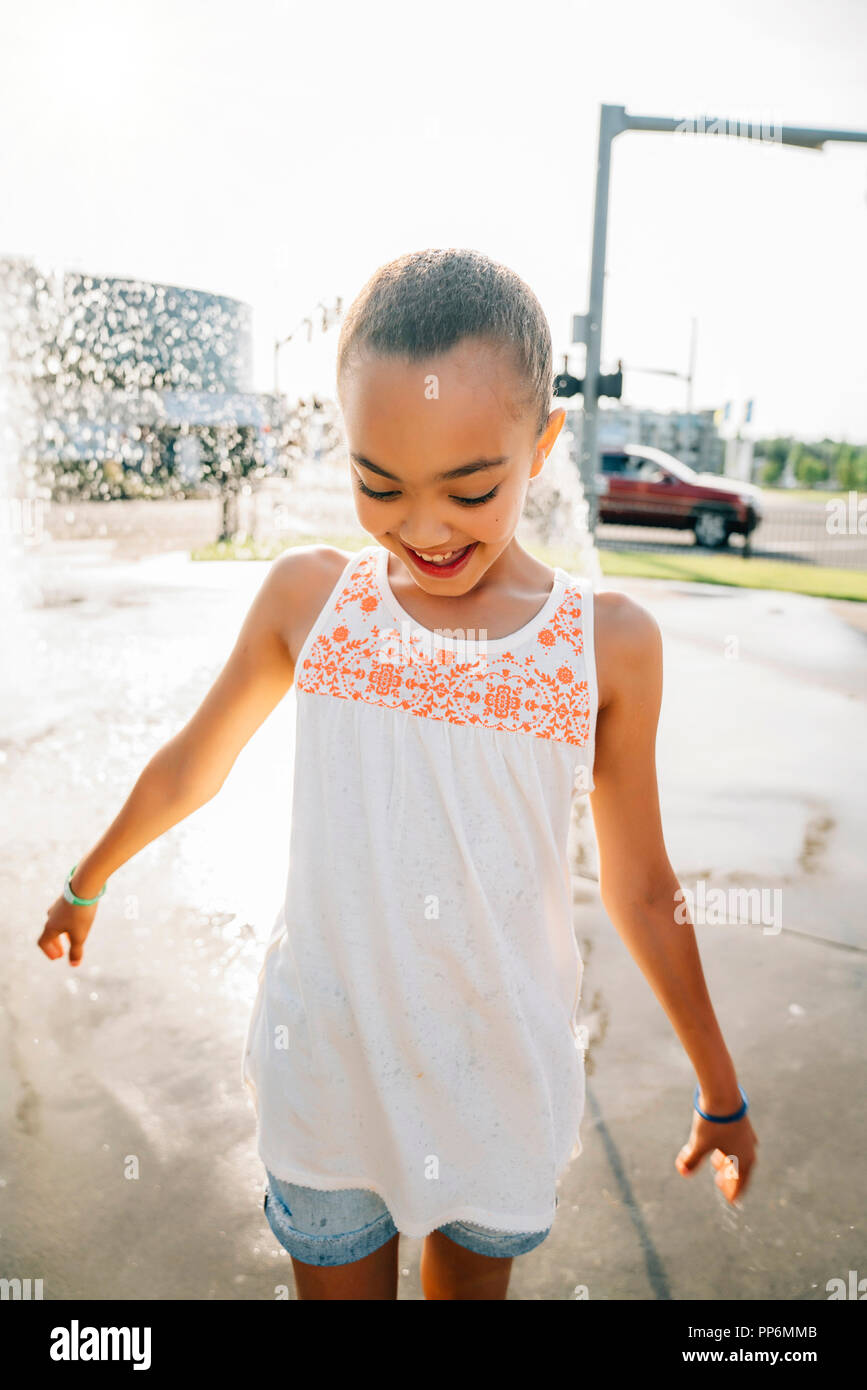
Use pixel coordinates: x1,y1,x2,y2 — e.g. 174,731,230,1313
403,542,477,574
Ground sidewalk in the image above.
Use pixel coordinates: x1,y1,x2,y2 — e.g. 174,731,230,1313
511,573,866,1299
1,552,864,1299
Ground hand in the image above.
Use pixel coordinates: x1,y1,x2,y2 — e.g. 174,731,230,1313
37,893,99,967
675,1109,758,1205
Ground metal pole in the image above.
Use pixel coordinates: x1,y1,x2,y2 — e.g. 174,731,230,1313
583,105,627,532
575,104,867,531
686,316,697,466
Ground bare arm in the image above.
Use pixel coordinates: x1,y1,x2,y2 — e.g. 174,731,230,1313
588,590,758,1200
37,546,311,964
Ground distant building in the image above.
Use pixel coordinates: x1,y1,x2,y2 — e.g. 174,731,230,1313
565,404,725,474
56,269,254,394
1,257,288,491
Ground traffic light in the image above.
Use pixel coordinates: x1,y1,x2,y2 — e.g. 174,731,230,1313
553,370,582,398
597,365,623,399
553,359,623,400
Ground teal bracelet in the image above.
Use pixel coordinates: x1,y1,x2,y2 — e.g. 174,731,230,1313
694,1083,748,1123
63,863,107,907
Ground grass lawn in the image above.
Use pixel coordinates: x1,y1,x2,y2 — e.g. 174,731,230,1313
597,548,867,601
192,533,867,602
192,534,368,562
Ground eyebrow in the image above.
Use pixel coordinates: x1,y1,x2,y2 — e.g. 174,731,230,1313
350,453,509,483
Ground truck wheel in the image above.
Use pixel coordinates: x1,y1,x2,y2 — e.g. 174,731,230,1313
693,510,732,549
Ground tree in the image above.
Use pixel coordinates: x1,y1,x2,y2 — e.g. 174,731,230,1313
759,455,784,485
763,437,791,468
794,450,829,488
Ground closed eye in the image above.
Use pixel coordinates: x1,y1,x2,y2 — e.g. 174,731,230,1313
355,478,500,507
455,485,500,507
354,479,400,501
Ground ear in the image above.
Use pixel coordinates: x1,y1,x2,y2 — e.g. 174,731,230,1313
530,407,566,478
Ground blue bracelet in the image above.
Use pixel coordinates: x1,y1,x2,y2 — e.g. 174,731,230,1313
693,1083,748,1123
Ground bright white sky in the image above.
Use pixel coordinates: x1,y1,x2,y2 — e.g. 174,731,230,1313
1,0,865,443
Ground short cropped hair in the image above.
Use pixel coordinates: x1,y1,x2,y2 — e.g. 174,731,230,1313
336,248,554,440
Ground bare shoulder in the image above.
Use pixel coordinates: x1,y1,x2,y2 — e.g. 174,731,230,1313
592,587,662,711
270,542,354,588
268,544,356,668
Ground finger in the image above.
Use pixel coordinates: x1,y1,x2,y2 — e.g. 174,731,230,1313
716,1151,753,1204
68,937,85,967
715,1161,740,1204
37,927,65,960
733,1156,756,1201
675,1143,704,1176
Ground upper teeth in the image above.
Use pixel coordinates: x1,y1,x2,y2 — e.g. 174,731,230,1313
416,548,463,562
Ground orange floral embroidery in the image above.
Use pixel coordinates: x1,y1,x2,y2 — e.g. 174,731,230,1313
297,550,592,746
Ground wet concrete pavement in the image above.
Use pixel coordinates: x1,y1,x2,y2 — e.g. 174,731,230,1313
1,544,864,1299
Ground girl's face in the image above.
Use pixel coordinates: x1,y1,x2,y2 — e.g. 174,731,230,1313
339,335,565,594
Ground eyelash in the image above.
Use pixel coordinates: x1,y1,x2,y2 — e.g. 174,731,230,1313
355,478,500,507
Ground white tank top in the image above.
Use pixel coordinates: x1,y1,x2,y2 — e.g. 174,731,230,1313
242,542,599,1237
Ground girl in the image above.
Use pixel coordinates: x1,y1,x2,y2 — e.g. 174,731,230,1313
38,248,757,1301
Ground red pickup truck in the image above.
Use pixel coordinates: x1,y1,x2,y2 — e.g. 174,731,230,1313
596,443,763,548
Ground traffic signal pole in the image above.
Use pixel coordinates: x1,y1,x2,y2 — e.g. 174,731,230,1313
580,104,625,531
570,104,867,535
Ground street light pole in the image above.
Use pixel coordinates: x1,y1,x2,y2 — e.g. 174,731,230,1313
273,317,312,396
686,315,700,467
577,105,867,534
272,298,342,397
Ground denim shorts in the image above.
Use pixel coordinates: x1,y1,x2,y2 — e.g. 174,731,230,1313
262,1169,556,1266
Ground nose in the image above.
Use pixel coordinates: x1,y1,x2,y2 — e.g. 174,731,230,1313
396,502,464,554
399,522,460,552
400,536,464,556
